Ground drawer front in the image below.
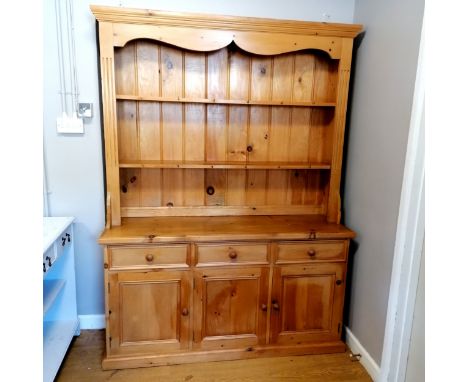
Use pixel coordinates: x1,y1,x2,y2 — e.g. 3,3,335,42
55,227,72,262
196,243,268,266
109,245,189,269
276,241,346,263
43,246,56,275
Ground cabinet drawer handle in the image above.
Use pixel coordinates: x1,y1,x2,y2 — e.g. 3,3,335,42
246,145,253,152
336,280,342,286
307,249,316,257
145,254,154,262
272,301,280,311
228,250,238,259
181,308,189,316
46,256,52,267
261,303,268,311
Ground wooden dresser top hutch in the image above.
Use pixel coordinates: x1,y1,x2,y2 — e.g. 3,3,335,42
92,5,362,370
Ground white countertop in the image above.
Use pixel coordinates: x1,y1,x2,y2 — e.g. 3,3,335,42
43,217,75,253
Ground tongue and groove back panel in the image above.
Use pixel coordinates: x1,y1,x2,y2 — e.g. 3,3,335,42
114,40,336,217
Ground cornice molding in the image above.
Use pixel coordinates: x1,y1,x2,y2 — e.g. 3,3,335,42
90,5,363,38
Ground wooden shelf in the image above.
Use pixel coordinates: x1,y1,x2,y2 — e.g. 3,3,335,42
99,215,355,244
43,279,66,317
119,161,332,170
116,94,336,108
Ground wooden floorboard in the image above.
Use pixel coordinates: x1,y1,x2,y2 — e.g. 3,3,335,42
55,330,372,382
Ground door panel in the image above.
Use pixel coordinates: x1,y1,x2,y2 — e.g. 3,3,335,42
270,263,345,344
121,281,178,343
193,267,269,350
282,274,333,332
108,270,191,355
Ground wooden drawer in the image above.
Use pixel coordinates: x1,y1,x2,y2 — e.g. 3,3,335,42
276,241,346,263
196,243,268,266
109,245,189,269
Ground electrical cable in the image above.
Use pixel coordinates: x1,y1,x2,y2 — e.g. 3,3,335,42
54,0,66,114
69,0,80,114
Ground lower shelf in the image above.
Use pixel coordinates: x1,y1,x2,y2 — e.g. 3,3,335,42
43,319,80,382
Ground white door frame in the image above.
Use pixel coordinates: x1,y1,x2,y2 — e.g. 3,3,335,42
378,18,425,382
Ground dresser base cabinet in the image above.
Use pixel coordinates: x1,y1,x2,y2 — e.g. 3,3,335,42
99,216,354,370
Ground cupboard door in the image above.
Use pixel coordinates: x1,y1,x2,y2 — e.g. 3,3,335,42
108,270,191,355
270,263,345,345
193,267,269,350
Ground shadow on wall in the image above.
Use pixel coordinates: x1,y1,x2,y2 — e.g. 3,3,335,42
342,239,359,332
339,30,366,334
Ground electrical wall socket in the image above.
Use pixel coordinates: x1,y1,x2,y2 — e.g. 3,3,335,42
78,103,93,118
56,112,84,134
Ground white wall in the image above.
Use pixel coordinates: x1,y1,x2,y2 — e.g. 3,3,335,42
44,1,106,315
43,0,355,319
343,0,424,365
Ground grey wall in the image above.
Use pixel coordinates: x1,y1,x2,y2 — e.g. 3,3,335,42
43,0,355,319
343,0,424,364
405,242,424,382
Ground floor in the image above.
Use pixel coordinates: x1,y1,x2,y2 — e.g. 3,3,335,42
55,330,372,382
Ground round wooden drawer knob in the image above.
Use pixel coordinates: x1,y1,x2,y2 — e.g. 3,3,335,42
228,250,238,259
261,304,268,311
145,254,154,262
272,302,280,311
307,249,316,257
181,308,189,316
247,145,253,152
336,280,342,286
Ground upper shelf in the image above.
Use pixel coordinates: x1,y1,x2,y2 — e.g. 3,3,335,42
116,95,336,108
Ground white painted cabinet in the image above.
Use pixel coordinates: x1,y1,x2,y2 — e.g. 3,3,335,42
43,217,80,382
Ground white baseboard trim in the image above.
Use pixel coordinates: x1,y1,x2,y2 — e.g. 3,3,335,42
78,314,105,330
345,327,380,381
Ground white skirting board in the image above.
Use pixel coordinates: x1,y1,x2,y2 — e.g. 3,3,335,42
78,314,105,330
345,327,380,381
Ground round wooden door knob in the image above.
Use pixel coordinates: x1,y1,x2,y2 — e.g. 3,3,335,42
307,249,316,257
228,250,238,259
272,302,280,311
181,308,189,316
261,304,268,311
145,254,154,262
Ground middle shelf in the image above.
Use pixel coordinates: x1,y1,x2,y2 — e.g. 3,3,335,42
116,94,336,108
119,160,332,170
44,279,66,317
